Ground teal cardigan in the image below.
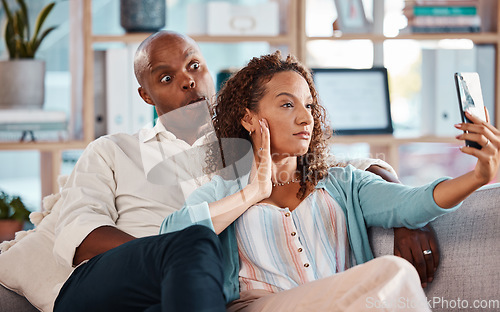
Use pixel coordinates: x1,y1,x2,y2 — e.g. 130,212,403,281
160,165,460,303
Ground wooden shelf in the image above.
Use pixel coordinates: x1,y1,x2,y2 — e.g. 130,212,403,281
92,34,293,45
0,140,89,151
329,135,460,146
307,32,500,43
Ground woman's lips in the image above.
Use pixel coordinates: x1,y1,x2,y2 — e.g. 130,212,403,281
293,131,310,139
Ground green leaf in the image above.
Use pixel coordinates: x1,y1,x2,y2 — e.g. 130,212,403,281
16,0,29,40
0,192,10,219
14,10,26,40
1,0,17,58
0,192,31,222
16,39,28,57
0,0,13,22
31,2,55,44
4,19,17,58
12,11,21,38
31,25,56,54
9,197,30,222
2,0,56,59
24,40,33,57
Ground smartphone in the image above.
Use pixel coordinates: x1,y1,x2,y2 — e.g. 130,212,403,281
454,72,487,149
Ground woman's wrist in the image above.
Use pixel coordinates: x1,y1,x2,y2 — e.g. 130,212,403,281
243,183,265,205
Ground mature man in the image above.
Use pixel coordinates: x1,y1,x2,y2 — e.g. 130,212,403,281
54,31,225,312
53,31,438,311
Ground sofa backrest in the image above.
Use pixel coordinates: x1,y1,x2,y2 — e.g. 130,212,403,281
370,183,500,311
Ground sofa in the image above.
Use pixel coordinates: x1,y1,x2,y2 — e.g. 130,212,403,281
1,183,499,311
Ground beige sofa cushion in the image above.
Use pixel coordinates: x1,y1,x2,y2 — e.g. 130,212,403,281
0,183,73,312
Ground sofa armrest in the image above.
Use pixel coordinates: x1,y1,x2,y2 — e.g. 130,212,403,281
369,183,500,308
0,284,38,312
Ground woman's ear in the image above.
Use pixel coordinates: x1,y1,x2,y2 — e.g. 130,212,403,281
241,108,257,133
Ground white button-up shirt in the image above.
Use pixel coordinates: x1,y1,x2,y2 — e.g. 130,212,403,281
54,121,212,267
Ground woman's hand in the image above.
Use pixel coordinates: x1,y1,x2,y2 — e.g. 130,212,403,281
248,119,273,202
207,119,272,234
434,108,499,209
455,109,500,185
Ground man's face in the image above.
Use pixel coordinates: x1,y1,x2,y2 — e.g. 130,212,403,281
138,35,216,117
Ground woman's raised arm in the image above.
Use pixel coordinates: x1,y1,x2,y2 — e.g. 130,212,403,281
209,119,272,233
433,109,500,208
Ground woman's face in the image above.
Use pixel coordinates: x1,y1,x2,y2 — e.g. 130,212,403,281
252,71,314,156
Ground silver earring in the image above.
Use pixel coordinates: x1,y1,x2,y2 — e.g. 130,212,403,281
249,130,253,136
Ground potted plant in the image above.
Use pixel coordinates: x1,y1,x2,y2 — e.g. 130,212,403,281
0,0,56,109
0,190,31,242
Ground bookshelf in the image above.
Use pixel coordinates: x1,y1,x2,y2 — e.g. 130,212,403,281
296,0,500,171
305,32,500,42
1,0,499,201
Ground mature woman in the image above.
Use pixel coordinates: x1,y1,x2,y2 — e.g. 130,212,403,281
161,52,500,311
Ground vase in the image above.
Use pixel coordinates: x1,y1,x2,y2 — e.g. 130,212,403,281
0,220,23,242
0,60,45,109
120,0,166,33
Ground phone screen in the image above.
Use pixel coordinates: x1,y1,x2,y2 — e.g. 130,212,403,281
454,72,486,149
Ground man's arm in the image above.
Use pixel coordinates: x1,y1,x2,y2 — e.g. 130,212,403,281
54,139,130,268
73,226,136,266
366,164,440,288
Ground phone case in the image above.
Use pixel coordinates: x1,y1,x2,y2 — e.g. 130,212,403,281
454,72,486,149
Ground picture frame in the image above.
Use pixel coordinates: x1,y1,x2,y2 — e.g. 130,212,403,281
333,0,372,33
311,67,393,135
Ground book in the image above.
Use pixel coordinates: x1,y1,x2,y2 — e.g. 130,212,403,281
404,0,481,33
476,45,496,125
411,25,480,33
409,0,479,5
412,15,480,27
420,47,494,136
105,46,154,136
94,50,107,139
413,6,477,16
409,14,481,33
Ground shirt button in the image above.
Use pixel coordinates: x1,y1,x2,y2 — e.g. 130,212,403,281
304,263,310,268
298,248,303,252
284,212,290,217
291,232,296,236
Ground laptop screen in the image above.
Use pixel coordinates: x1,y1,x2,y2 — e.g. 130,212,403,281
311,67,393,135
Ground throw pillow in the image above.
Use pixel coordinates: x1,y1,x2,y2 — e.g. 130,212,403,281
0,177,73,312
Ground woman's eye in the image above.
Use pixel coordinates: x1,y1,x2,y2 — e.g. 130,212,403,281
160,75,172,83
282,102,293,108
306,103,314,109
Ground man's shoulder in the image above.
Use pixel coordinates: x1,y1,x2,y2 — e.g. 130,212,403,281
82,133,141,159
89,132,140,147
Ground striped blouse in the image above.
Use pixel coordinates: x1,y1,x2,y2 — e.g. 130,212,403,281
235,188,352,293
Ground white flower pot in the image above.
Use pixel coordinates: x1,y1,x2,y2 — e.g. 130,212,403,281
0,59,45,109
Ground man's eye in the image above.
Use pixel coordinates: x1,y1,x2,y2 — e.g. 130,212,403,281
160,75,171,83
191,63,200,70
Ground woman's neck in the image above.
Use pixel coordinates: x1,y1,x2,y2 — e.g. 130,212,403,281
271,155,298,184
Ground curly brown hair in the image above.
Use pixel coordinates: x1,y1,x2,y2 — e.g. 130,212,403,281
210,51,332,199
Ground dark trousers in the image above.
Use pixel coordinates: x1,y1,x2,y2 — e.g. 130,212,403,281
54,225,226,312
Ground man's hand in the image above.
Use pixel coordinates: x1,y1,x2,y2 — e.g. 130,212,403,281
366,164,441,287
393,224,439,288
73,226,135,266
